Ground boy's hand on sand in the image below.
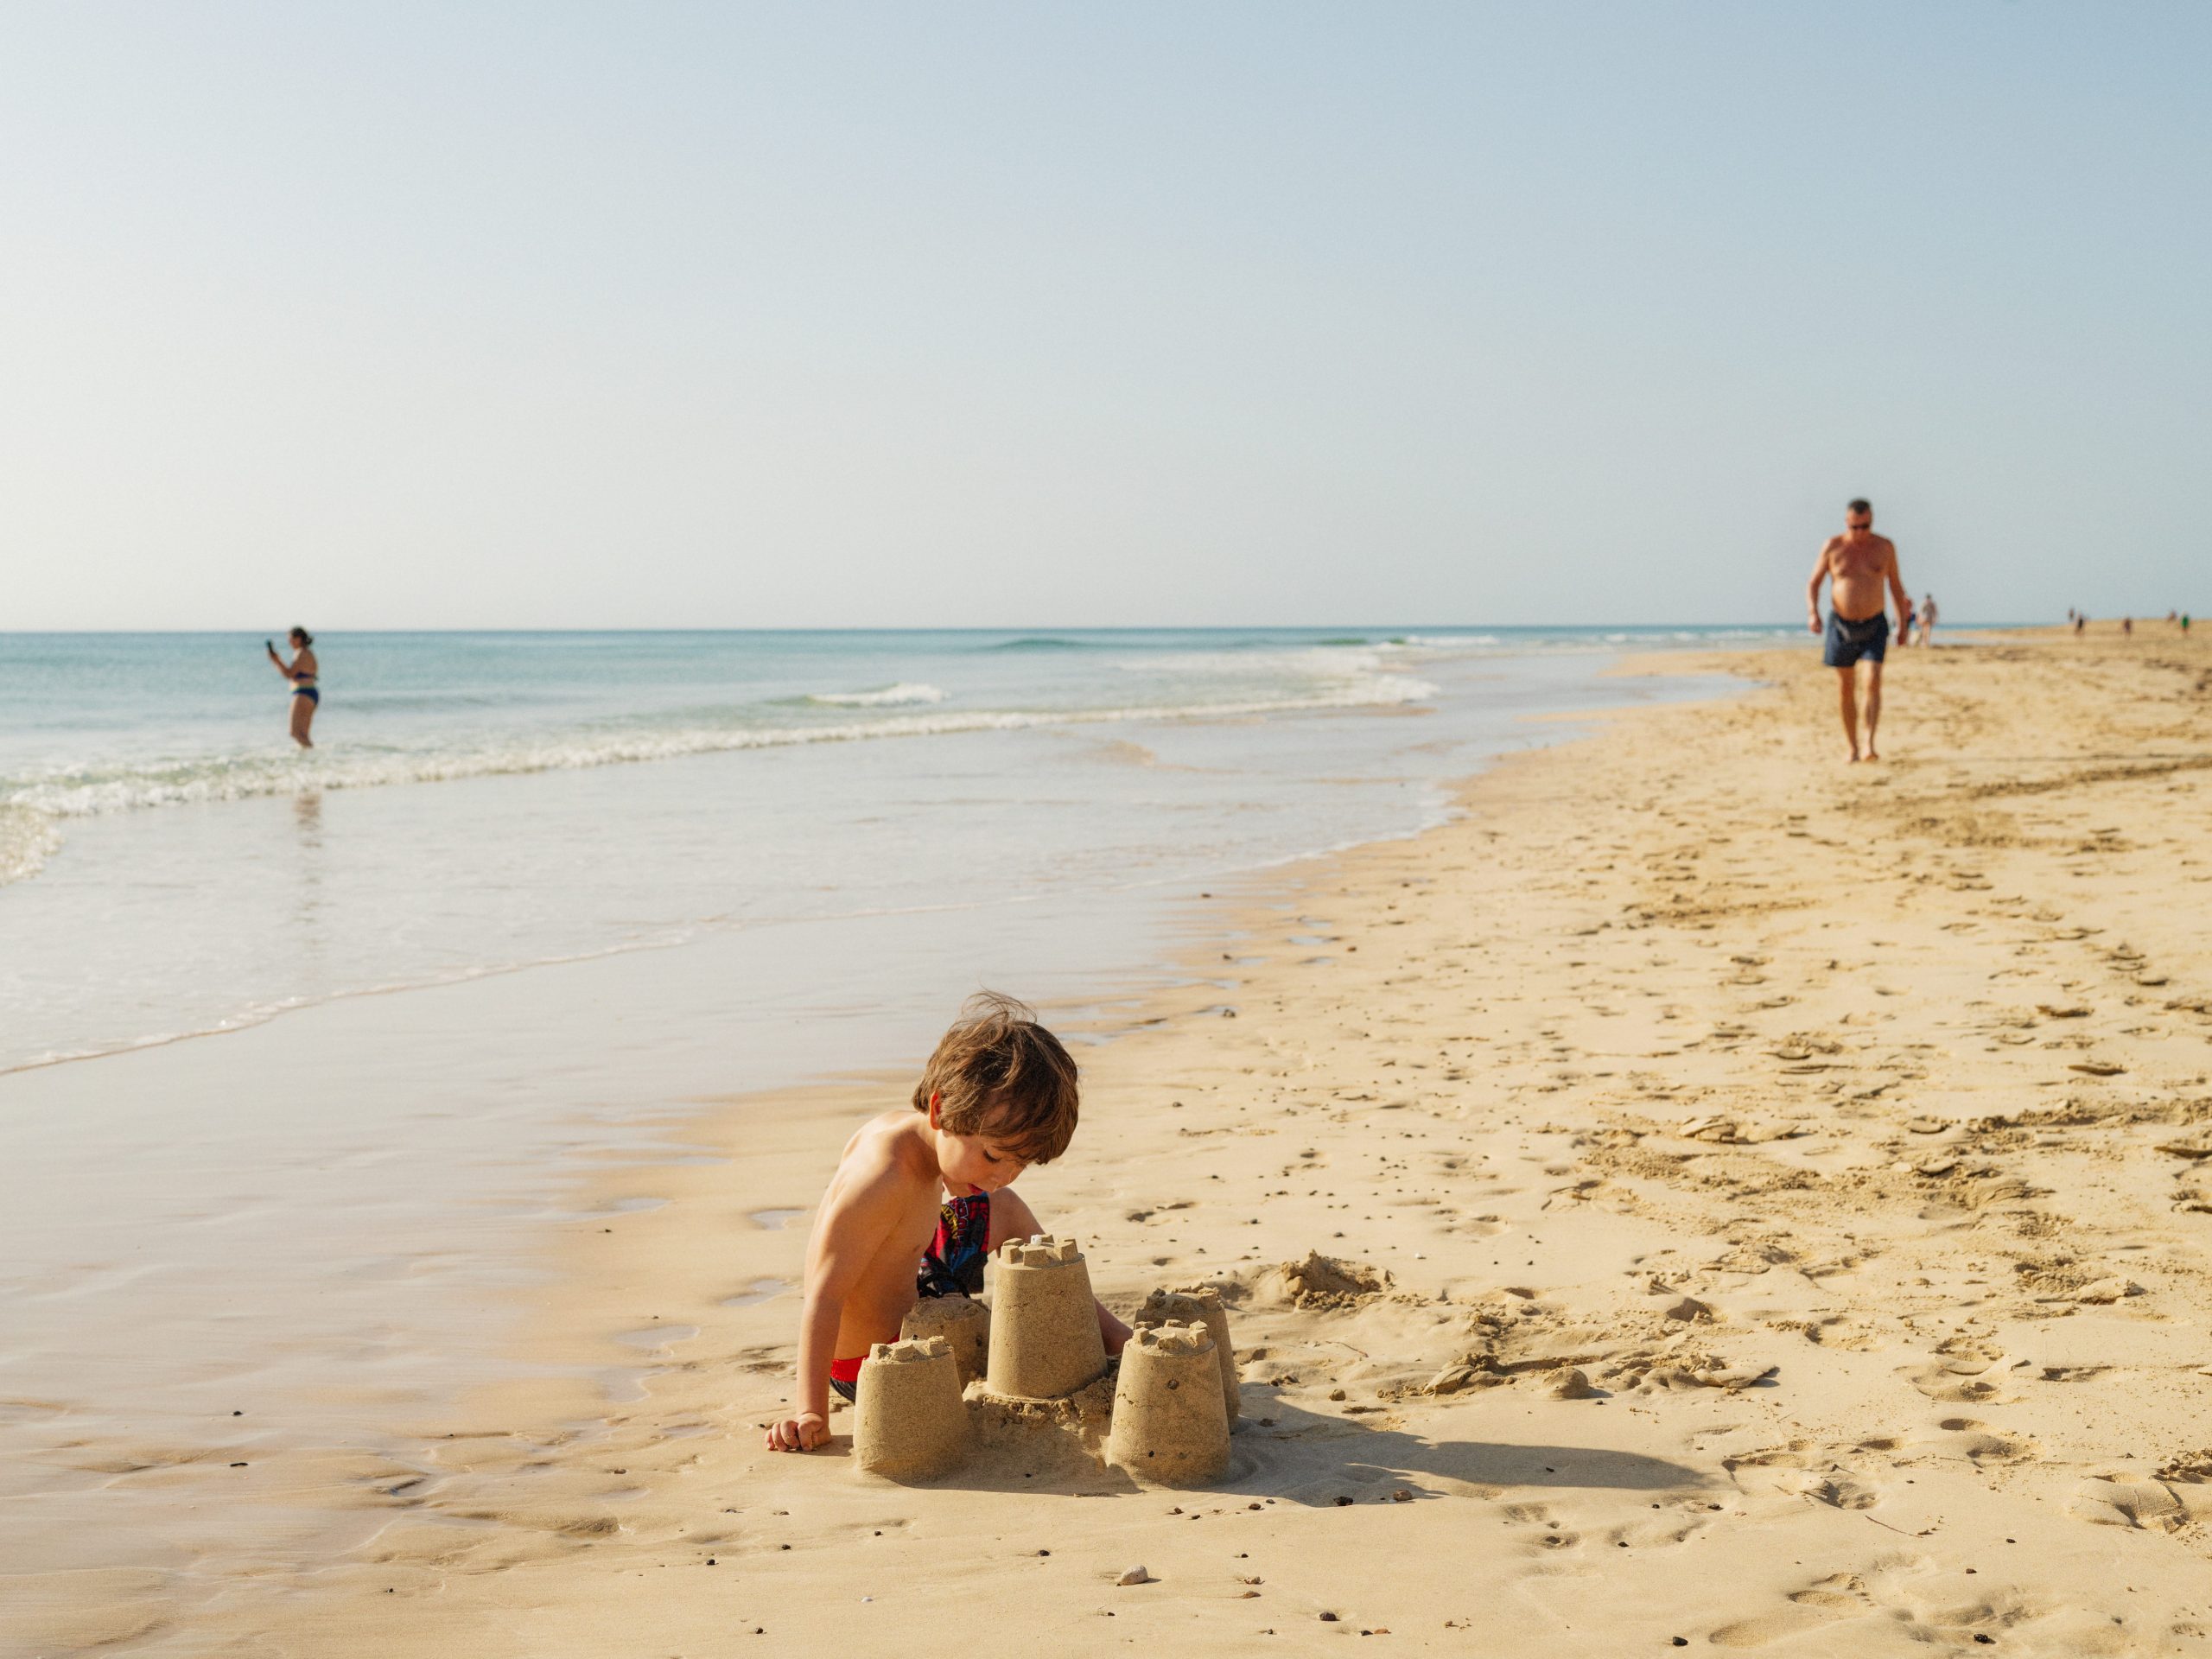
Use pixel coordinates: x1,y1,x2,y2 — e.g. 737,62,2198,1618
765,1411,830,1452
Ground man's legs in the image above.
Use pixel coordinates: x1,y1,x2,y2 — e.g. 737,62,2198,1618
1863,660,1885,760
1835,666,1860,761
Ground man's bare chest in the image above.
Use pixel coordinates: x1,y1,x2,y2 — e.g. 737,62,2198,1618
1828,544,1886,582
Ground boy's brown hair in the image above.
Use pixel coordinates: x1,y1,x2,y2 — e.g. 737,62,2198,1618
912,991,1080,1166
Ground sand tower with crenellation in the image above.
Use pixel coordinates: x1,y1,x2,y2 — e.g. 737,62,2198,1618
899,1293,990,1386
1132,1287,1238,1421
852,1335,969,1480
982,1234,1109,1401
1105,1320,1231,1486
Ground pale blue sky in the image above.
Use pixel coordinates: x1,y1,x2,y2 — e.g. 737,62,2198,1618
3,3,2204,628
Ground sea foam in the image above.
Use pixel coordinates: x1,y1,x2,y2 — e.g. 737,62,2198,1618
0,805,60,886
0,672,1439,826
806,683,950,707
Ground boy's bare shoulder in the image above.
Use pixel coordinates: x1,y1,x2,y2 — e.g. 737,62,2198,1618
835,1110,933,1185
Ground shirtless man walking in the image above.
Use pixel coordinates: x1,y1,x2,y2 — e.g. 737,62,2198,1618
1807,498,1912,762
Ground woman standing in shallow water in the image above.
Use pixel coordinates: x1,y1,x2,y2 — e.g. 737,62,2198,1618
265,626,319,748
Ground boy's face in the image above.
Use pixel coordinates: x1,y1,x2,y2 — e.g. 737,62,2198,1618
928,1098,1029,1192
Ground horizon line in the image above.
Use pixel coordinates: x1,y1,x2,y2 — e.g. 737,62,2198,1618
0,620,2043,638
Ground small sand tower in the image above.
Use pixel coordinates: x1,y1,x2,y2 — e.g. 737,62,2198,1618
983,1234,1108,1401
853,1336,969,1481
900,1293,990,1387
1105,1321,1230,1487
1133,1287,1238,1421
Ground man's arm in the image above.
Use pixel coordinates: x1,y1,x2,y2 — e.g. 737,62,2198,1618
1885,541,1911,625
1807,543,1834,634
766,1154,904,1452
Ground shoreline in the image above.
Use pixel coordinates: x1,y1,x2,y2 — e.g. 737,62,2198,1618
1,630,1726,1077
19,624,2212,1656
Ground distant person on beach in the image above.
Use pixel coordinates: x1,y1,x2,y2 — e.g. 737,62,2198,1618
1921,594,1938,644
765,992,1131,1453
2075,613,2088,634
1807,498,1911,763
265,627,319,748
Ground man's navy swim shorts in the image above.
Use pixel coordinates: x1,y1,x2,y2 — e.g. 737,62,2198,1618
1824,610,1889,667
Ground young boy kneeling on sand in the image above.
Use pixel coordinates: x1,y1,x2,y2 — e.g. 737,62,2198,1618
765,992,1131,1452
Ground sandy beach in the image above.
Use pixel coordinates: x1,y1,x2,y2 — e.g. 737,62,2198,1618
17,623,2212,1656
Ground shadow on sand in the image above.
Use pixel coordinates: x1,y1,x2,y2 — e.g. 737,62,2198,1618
1219,1391,1708,1506
867,1387,1707,1502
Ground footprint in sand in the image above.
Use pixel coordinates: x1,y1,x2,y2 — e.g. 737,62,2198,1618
1723,1442,1885,1510
1500,1502,1580,1551
1926,1417,2041,1465
1791,1472,1885,1510
1903,1348,2011,1406
1708,1571,1880,1649
2069,1476,2187,1533
1709,1558,2037,1651
1605,1505,1713,1550
1440,1211,1507,1238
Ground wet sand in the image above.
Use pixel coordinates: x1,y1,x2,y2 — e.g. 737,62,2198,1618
15,623,2212,1656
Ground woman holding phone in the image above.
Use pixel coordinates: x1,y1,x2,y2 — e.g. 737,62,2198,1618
265,626,320,748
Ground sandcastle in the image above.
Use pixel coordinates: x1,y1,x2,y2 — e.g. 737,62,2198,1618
983,1234,1109,1401
1132,1287,1239,1421
852,1234,1240,1489
1106,1320,1231,1486
852,1335,968,1480
899,1292,990,1386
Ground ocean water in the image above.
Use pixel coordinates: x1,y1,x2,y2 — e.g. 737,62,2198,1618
0,626,1793,1072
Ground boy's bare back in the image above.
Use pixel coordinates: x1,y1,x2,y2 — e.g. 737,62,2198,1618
810,1115,970,1363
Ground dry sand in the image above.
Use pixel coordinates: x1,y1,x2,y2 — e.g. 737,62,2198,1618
16,623,2212,1657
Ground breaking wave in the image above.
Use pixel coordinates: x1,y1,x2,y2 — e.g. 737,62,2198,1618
0,673,1438,832
805,683,949,708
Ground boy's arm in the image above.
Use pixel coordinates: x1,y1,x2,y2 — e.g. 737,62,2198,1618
989,1186,1132,1357
766,1153,906,1452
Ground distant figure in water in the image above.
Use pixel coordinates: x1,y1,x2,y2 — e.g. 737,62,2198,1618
1807,497,1912,763
266,626,319,748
